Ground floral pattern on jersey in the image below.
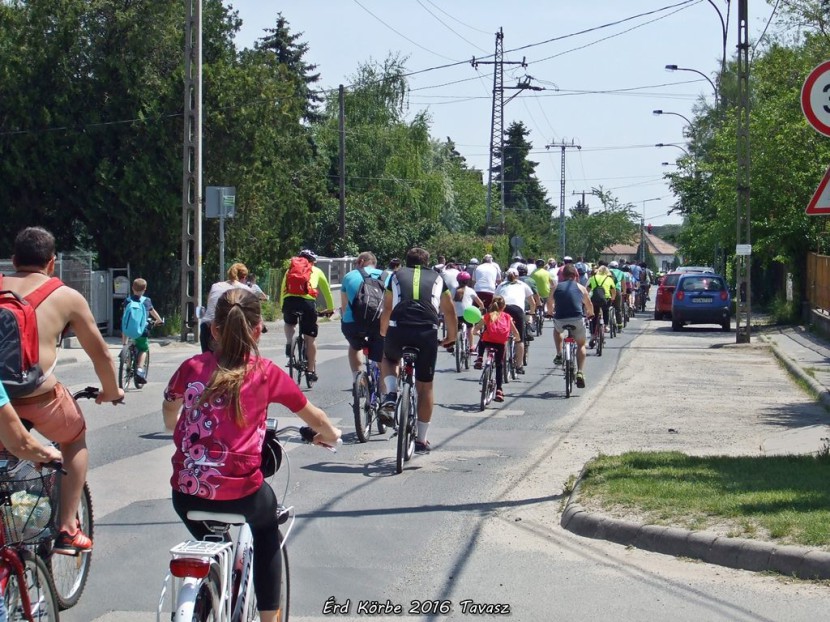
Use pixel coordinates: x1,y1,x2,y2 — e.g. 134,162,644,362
175,381,229,499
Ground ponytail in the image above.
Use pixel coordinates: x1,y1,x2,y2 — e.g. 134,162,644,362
487,295,506,323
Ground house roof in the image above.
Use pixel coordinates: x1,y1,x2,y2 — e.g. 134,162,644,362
600,232,677,257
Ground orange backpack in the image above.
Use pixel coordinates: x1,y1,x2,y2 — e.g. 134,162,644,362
284,257,318,297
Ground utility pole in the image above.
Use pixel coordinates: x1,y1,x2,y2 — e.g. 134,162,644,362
180,0,202,343
546,139,581,257
472,29,527,233
735,0,751,343
338,84,346,240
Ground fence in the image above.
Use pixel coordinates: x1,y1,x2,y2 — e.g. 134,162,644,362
806,252,830,313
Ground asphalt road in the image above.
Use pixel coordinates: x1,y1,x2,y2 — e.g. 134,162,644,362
56,309,829,621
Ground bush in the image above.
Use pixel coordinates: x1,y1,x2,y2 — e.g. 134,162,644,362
262,300,280,322
770,295,799,325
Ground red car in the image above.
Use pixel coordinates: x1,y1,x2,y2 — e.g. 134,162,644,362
654,272,682,320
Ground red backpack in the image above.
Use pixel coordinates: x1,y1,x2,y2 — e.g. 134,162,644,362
0,275,64,398
284,257,318,298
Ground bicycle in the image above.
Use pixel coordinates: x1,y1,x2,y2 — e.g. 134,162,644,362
352,351,387,443
593,313,604,357
286,310,332,389
454,323,470,373
159,423,332,622
118,317,163,390
0,454,61,621
393,347,419,474
561,324,578,398
504,334,516,383
18,387,99,612
533,305,544,337
609,302,618,339
478,346,498,411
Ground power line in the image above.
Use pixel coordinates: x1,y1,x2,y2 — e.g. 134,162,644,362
351,0,460,62
423,0,491,35
415,0,489,53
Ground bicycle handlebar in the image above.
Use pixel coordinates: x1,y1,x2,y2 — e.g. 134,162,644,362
272,423,341,453
72,386,124,405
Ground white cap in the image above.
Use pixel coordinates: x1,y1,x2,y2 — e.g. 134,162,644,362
506,267,519,277
609,261,619,268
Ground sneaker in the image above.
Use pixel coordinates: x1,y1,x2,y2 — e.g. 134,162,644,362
446,345,454,354
576,372,586,388
553,354,563,366
516,366,525,375
54,529,93,555
525,333,535,342
494,389,504,402
473,358,483,370
134,375,147,388
307,371,318,383
589,338,596,349
414,439,431,453
381,392,397,413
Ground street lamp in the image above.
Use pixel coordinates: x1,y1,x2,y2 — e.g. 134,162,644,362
665,64,719,103
653,109,692,126
661,161,678,167
655,142,690,156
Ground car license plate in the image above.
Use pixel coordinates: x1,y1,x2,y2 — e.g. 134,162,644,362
691,297,710,304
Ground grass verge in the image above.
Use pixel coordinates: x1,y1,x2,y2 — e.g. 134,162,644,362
576,451,830,549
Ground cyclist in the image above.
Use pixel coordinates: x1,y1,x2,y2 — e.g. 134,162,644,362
552,264,593,388
575,256,590,287
639,261,652,303
340,251,384,382
465,257,480,280
472,296,521,403
531,259,554,317
587,265,616,348
2,226,123,554
163,288,340,622
473,253,502,308
452,271,484,355
279,249,335,384
201,263,253,353
120,278,163,387
379,247,457,452
608,260,625,328
516,263,542,338
494,268,535,375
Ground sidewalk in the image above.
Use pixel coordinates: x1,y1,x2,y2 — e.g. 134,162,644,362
557,319,830,581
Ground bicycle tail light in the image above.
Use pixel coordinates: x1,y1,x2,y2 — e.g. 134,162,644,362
170,557,211,579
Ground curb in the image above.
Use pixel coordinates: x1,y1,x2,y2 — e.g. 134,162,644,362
760,333,830,412
560,479,830,580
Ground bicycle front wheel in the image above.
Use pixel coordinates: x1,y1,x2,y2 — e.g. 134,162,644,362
48,480,93,609
479,365,492,411
5,554,59,622
277,533,290,622
596,326,604,357
455,332,463,373
352,372,371,443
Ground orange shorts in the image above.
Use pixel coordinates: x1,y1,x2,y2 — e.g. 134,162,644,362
10,383,86,445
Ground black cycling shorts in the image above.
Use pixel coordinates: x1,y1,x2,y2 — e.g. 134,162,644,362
282,296,318,337
504,304,526,342
341,321,384,363
383,325,439,383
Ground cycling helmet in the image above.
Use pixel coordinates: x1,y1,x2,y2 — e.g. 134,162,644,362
299,249,318,262
563,256,573,263
457,271,472,283
513,255,523,262
609,260,619,268
468,257,480,265
516,263,528,276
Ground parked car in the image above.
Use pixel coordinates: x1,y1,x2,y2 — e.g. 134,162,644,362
654,271,682,320
671,273,731,331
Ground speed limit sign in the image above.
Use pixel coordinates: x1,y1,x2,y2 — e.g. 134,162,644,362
802,60,830,136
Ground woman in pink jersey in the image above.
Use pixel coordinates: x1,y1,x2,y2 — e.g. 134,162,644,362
163,288,340,622
471,296,521,402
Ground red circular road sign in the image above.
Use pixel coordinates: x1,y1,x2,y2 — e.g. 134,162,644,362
802,60,830,136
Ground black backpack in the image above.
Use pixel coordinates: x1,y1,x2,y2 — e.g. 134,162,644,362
350,267,385,329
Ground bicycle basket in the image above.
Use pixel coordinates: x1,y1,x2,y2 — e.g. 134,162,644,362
0,455,58,545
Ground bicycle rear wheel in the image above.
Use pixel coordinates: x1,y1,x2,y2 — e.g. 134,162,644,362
118,348,133,390
479,365,492,411
564,350,573,398
291,337,303,386
192,571,221,622
395,384,414,473
5,554,59,622
47,480,93,609
596,324,603,357
352,372,372,443
455,332,463,373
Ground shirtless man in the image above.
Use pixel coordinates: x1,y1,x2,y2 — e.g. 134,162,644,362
2,227,123,554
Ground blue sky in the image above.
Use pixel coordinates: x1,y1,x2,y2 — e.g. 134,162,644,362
224,1,778,227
